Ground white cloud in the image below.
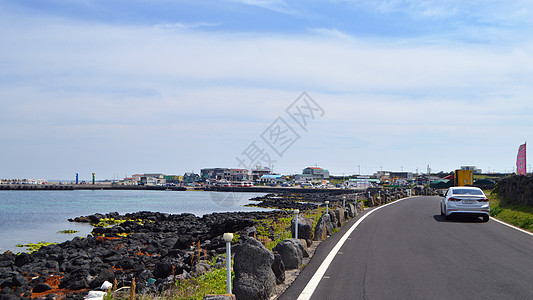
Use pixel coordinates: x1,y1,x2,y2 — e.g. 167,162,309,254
230,0,296,14
1,7,533,177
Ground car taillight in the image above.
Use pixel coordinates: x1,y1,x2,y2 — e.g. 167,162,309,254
477,198,489,202
448,197,461,201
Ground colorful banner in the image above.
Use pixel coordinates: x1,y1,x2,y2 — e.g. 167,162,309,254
516,143,527,175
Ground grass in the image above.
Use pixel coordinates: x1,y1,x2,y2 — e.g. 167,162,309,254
487,190,533,232
134,266,233,300
254,215,293,250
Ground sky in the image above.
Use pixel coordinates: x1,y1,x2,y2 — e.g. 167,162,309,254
1,0,533,180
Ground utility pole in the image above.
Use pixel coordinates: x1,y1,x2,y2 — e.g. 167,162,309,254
427,165,430,187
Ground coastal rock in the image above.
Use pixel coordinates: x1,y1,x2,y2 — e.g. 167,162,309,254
233,238,275,300
33,283,53,293
290,215,313,247
314,214,333,241
153,262,173,279
14,253,31,267
59,268,89,290
328,211,338,229
271,252,285,284
346,203,355,218
334,208,345,227
272,239,303,270
191,260,211,277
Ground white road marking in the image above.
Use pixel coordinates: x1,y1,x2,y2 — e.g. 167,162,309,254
297,196,417,300
490,217,533,237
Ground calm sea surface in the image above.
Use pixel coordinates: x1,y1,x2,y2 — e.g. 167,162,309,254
0,190,268,253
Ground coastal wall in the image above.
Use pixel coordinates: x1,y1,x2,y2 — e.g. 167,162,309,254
495,175,533,207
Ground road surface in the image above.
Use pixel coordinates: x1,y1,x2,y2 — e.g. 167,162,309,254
280,196,533,299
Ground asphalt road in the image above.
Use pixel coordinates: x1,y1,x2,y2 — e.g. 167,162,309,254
280,196,533,300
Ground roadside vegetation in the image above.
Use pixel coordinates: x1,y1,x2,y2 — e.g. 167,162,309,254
136,206,328,299
136,259,234,300
487,190,533,232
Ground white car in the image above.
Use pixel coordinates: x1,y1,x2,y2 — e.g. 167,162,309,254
440,186,490,222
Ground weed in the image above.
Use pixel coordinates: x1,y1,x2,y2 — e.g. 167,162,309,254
488,190,533,232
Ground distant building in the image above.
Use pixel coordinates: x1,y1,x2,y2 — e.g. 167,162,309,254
121,177,136,185
183,172,200,184
302,167,330,179
251,167,272,181
294,167,330,181
131,173,166,185
164,175,182,184
260,174,285,184
0,178,46,185
230,169,249,181
200,168,232,181
374,171,414,185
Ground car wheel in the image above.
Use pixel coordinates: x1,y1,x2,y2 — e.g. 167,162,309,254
482,215,489,222
440,204,445,216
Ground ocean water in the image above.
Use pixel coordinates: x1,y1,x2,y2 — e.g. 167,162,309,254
0,190,268,253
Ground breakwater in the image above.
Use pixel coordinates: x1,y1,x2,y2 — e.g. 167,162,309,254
203,186,363,194
0,184,186,191
0,184,361,193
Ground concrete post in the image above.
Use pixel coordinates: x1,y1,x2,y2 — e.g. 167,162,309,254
294,209,299,240
223,233,233,295
325,201,329,215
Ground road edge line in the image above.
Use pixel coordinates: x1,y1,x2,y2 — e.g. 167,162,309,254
490,217,533,238
297,196,415,300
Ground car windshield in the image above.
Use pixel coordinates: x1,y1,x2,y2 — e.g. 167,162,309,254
452,189,484,195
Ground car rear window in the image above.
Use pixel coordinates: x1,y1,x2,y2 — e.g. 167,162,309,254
452,189,484,195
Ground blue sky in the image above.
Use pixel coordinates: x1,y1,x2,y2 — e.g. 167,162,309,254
1,0,533,180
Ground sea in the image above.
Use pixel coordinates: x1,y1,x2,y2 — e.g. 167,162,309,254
0,190,269,253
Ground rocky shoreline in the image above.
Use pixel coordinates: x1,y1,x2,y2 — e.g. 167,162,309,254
0,188,426,299
0,209,297,300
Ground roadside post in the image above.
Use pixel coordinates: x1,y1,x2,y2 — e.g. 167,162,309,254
223,233,233,294
294,209,299,240
343,196,346,209
325,201,329,214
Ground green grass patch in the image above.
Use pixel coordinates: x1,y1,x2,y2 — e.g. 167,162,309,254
254,216,293,250
487,190,533,232
304,206,326,231
16,242,56,253
137,267,233,300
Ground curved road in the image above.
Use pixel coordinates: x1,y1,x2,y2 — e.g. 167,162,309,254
280,196,533,300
